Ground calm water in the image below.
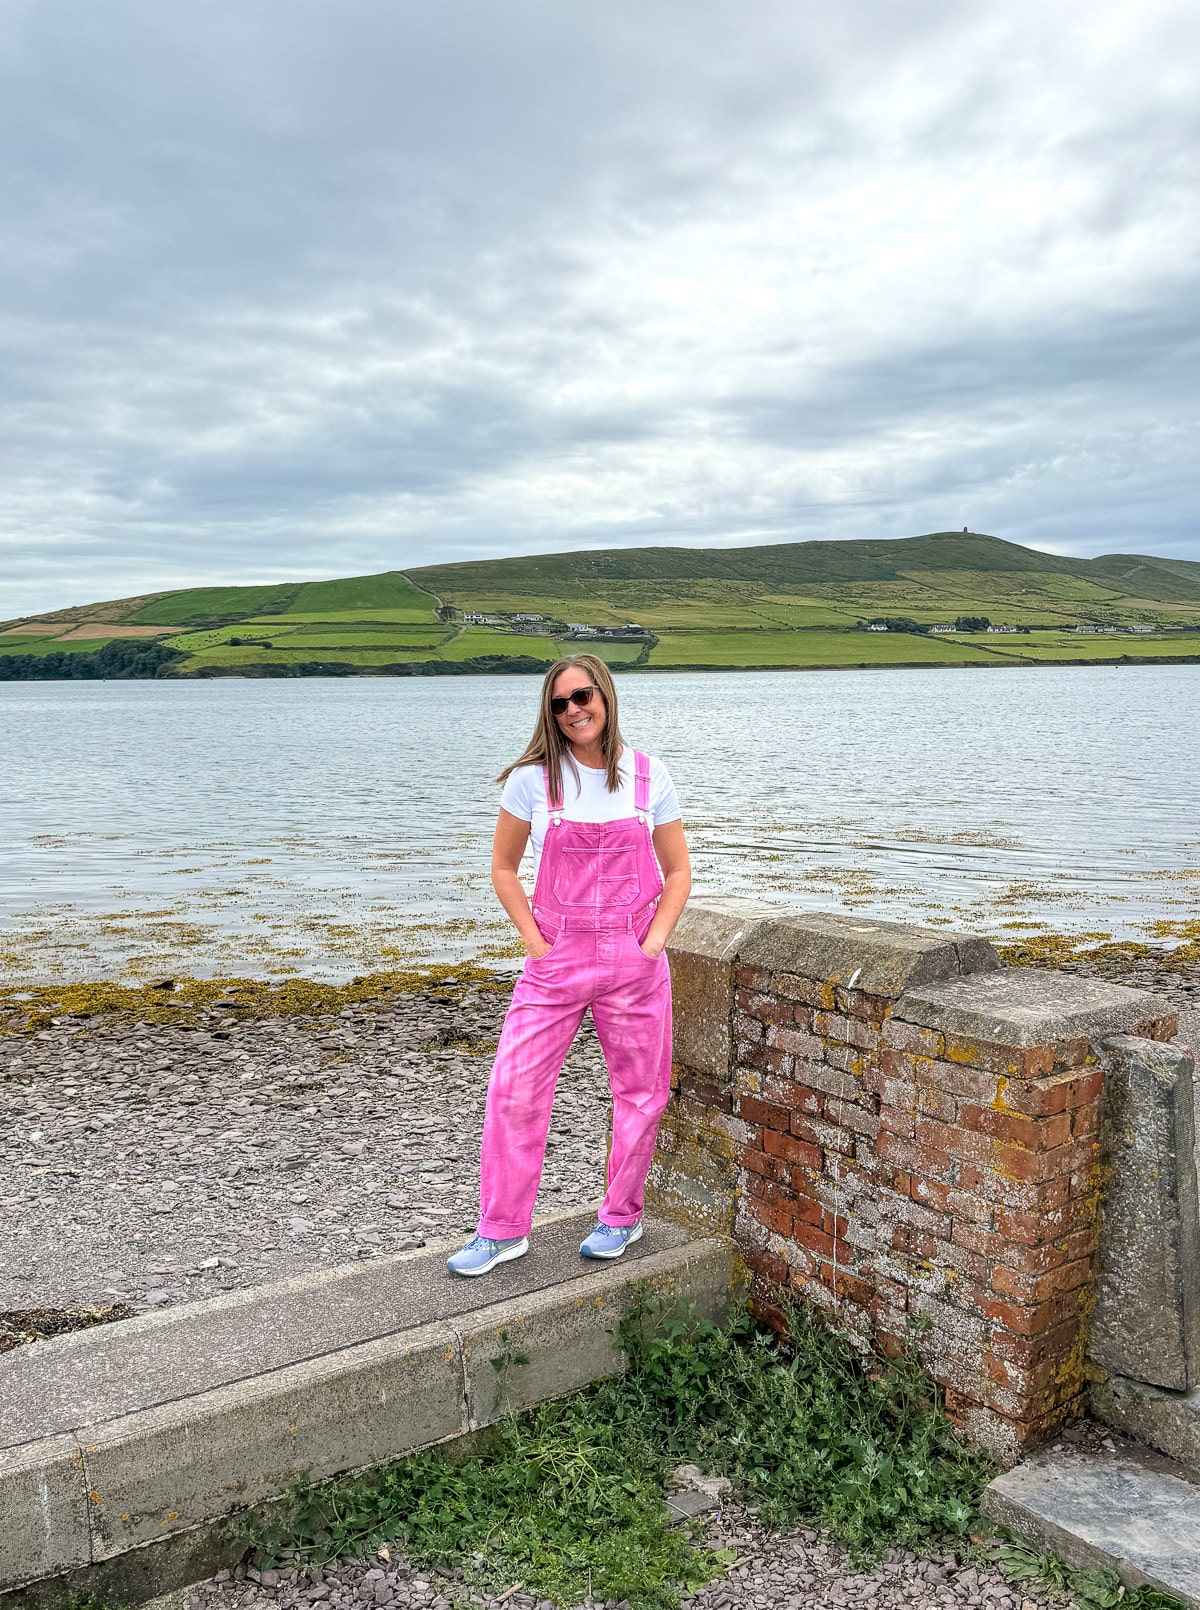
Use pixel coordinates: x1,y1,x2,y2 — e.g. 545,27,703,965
1,666,1197,983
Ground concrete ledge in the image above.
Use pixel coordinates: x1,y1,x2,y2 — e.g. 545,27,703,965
1092,1375,1200,1474
895,969,1177,1048
738,910,999,999
982,1447,1200,1608
0,1210,734,1604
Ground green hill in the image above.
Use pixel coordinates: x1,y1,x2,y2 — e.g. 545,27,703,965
4,534,1200,678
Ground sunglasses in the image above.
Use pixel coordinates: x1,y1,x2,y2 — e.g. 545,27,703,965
550,684,599,716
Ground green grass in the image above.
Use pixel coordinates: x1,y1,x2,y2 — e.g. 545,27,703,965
182,645,433,668
647,629,997,667
283,571,438,617
130,583,302,625
165,625,304,650
269,628,451,648
439,628,556,661
243,610,443,625
0,635,111,656
988,632,1200,662
556,639,646,663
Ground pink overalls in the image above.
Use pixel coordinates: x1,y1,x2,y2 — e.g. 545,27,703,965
477,751,673,1240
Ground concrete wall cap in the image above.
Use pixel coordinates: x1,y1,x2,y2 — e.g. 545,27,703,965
668,899,779,963
895,969,1177,1047
736,909,999,998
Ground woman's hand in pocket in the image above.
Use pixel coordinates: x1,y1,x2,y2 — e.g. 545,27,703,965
525,933,555,960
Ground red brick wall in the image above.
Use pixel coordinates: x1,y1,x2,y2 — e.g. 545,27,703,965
652,921,1178,1460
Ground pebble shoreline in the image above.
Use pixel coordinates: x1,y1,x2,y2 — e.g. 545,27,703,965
2,976,609,1312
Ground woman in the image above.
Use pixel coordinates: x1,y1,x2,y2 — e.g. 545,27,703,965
447,654,691,1276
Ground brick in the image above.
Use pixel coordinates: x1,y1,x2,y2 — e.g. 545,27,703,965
993,1256,1094,1305
834,986,893,1022
790,1220,838,1261
789,1112,824,1146
1138,1013,1178,1041
815,1009,882,1050
957,1104,1054,1150
829,1266,875,1307
877,1191,947,1236
791,1192,824,1228
888,1135,968,1183
744,993,799,1026
732,1010,765,1044
735,964,772,993
742,1147,791,1185
804,1119,859,1158
825,1096,880,1138
942,1036,1060,1078
977,1294,1059,1336
765,1021,826,1059
763,1127,824,1171
944,1191,996,1233
824,1041,871,1074
738,1095,792,1132
914,1116,993,1165
758,1202,795,1239
878,1105,916,1139
765,970,827,1008
865,1071,918,1108
761,1074,825,1116
736,1042,795,1079
883,1018,946,1057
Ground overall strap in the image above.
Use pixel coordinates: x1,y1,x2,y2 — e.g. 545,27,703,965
633,751,651,815
542,765,564,822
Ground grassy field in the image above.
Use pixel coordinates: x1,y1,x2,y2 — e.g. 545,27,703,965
283,572,437,616
978,631,1200,661
439,629,555,661
0,634,114,656
647,629,999,668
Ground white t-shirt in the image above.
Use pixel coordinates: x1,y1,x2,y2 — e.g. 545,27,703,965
499,749,681,875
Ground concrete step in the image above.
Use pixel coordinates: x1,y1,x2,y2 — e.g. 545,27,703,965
0,1208,735,1609
982,1444,1200,1609
1092,1374,1200,1478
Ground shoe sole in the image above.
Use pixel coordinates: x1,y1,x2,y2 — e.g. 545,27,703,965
580,1222,643,1260
446,1237,529,1277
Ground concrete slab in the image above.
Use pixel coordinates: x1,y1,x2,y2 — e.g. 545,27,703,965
982,1446,1200,1608
1092,1375,1200,1475
82,1317,466,1557
738,910,999,1000
0,1434,91,1587
0,1208,689,1450
1092,1035,1200,1391
895,969,1175,1047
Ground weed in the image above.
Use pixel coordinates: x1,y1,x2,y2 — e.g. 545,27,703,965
987,1537,1185,1608
234,1294,996,1609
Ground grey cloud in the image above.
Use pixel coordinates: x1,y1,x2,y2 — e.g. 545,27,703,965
0,0,1197,616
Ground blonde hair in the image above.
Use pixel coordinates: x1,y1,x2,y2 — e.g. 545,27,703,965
498,654,626,804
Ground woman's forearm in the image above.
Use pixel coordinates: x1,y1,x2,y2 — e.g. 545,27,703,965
643,867,691,955
491,865,544,950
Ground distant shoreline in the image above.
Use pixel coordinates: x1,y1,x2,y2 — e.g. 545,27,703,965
3,651,1200,682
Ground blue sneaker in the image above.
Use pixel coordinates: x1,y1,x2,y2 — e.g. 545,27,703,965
580,1220,643,1260
446,1233,529,1277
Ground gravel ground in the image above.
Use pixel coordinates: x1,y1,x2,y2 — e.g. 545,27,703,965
1,976,610,1311
182,1498,1049,1610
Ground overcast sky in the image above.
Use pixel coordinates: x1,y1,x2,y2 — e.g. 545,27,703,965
2,0,1198,617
